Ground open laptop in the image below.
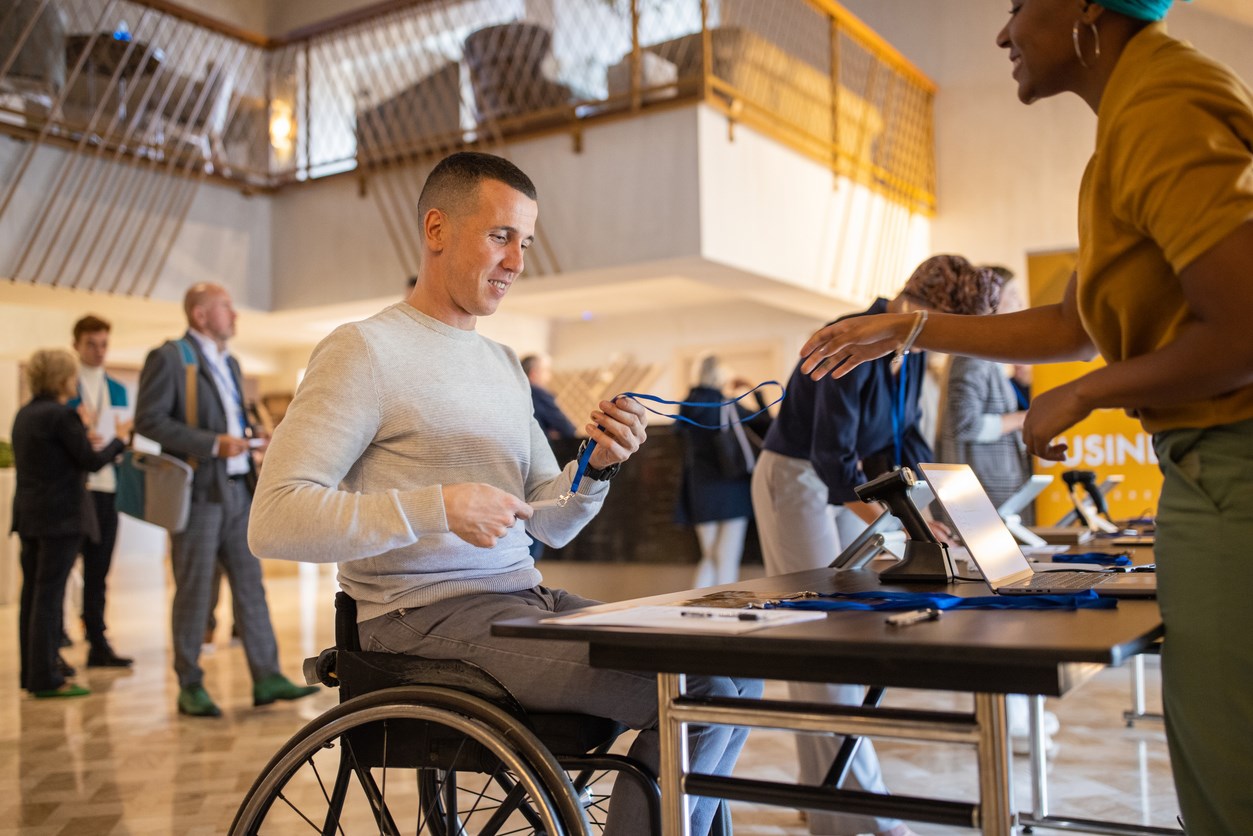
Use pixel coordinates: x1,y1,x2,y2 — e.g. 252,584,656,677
918,463,1156,598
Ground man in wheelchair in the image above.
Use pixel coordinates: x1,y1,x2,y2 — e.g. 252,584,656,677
248,151,761,835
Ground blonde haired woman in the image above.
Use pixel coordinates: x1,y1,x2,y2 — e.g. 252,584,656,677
12,349,127,698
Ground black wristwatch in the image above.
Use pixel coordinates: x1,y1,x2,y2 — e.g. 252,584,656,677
578,440,621,482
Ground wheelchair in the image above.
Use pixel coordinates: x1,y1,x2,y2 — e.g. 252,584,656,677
230,591,664,835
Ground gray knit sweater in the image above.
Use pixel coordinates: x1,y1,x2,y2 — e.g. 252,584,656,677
249,303,608,622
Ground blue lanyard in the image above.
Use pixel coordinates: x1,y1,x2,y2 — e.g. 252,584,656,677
567,381,785,497
890,359,907,468
771,589,1117,611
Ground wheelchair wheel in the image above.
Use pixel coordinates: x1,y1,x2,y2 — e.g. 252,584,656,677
231,686,589,835
418,757,626,835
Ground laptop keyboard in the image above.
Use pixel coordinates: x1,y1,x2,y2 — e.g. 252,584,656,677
1019,571,1109,590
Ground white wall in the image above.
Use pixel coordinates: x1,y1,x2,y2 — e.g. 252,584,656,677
0,137,272,310
839,0,1253,277
550,299,823,406
696,107,931,304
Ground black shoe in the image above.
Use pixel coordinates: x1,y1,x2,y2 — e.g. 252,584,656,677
56,655,76,678
87,642,134,668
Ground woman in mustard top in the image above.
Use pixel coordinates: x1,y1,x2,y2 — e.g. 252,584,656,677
798,1,1253,832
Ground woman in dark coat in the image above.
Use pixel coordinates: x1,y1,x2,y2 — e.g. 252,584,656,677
675,355,772,586
12,348,127,698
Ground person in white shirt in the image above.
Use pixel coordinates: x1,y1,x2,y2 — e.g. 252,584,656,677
68,315,133,668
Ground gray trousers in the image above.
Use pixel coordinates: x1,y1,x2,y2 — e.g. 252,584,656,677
170,479,280,689
751,451,900,835
360,585,762,836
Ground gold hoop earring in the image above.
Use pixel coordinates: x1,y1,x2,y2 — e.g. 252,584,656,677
1072,20,1101,68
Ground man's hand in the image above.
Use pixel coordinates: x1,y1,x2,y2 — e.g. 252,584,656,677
217,434,251,458
584,397,648,469
799,314,911,380
442,483,532,548
1022,382,1092,461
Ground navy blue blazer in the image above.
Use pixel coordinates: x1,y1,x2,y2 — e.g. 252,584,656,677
10,396,126,539
763,298,932,504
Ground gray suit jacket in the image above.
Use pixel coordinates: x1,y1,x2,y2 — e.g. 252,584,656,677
134,332,253,504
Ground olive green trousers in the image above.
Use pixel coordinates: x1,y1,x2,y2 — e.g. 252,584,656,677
1153,417,1253,835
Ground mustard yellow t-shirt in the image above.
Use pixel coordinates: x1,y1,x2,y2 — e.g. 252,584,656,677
1076,22,1253,433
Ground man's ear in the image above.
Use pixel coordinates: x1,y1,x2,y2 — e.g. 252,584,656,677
423,208,446,253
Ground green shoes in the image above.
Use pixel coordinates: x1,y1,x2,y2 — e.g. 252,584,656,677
253,674,319,707
178,684,223,717
178,677,316,714
33,683,90,698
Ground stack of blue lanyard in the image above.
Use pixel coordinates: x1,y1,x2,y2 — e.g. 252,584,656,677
770,589,1117,611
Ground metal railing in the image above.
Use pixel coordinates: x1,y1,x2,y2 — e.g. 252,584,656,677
1,0,936,294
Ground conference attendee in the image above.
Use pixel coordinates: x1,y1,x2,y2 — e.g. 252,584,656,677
935,274,1061,755
522,352,577,441
936,276,1033,515
249,151,760,836
798,3,1253,829
676,355,770,587
753,254,1004,836
134,283,317,717
521,352,576,559
67,314,133,668
13,349,128,698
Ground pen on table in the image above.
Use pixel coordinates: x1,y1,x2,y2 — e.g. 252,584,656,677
679,610,763,622
885,608,941,627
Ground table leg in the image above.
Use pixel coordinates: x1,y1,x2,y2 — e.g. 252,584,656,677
658,672,692,836
1028,694,1049,820
974,692,1014,835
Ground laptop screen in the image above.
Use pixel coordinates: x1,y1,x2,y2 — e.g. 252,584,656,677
917,463,1034,584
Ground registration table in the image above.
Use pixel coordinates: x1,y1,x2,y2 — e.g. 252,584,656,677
493,567,1164,835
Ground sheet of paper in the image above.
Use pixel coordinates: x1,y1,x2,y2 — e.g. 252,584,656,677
132,433,162,455
94,404,117,443
541,605,826,634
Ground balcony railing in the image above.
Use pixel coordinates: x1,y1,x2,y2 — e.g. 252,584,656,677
0,0,936,293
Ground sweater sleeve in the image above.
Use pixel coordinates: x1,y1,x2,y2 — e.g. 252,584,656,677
249,325,447,563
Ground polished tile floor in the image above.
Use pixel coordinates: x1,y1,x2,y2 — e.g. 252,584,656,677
1,545,1180,834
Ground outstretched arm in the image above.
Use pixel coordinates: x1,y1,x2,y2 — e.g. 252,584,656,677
1025,221,1253,459
799,274,1095,380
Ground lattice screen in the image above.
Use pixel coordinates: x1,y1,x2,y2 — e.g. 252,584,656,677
551,355,662,434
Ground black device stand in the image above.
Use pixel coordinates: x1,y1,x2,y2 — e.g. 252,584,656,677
854,468,954,583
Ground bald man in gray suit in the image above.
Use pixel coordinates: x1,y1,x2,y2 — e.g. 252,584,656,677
135,283,316,717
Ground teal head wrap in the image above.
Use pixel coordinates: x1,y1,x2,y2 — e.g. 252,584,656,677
1095,0,1176,21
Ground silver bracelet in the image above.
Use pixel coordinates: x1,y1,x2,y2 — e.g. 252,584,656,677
895,309,928,359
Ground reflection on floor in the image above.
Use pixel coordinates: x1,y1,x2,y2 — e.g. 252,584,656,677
0,550,1179,834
